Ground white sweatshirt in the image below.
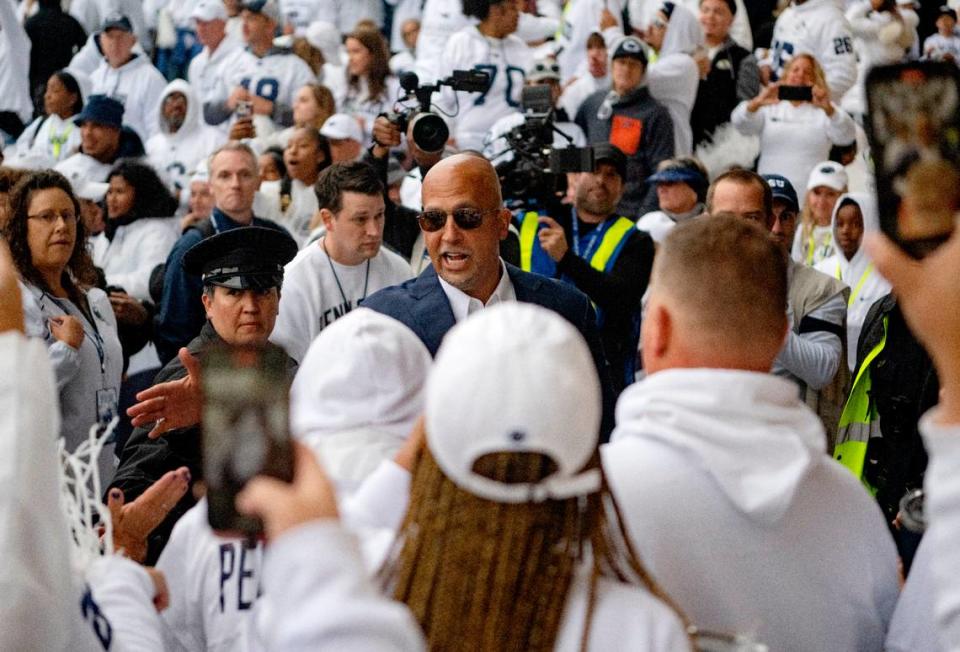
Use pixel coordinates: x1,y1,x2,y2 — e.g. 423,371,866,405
768,0,858,102
604,368,900,651
90,218,180,303
438,25,533,152
90,54,169,141
269,240,413,364
730,99,856,204
814,192,891,369
555,0,626,81
0,332,164,651
0,0,33,124
147,79,227,198
11,113,82,164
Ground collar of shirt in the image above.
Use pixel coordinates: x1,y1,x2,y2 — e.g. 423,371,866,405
438,259,516,323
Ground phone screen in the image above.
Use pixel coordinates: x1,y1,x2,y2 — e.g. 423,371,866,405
777,85,813,102
865,62,960,257
202,343,293,536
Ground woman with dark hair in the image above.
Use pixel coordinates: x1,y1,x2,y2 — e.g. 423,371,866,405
340,27,398,142
90,160,179,305
260,126,332,243
9,69,87,164
2,169,122,478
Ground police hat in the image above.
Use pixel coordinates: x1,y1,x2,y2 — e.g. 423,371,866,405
182,227,298,290
592,143,628,180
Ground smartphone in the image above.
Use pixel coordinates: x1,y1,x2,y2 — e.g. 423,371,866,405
865,61,960,257
202,343,293,536
777,85,813,102
236,100,253,119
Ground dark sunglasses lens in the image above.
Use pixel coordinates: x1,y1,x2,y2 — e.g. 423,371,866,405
418,211,447,231
453,208,484,229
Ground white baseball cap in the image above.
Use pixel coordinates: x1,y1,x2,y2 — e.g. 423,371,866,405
425,303,602,504
192,0,228,22
75,180,109,203
806,161,848,192
320,113,363,143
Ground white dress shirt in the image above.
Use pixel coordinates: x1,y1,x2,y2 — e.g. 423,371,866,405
437,259,516,323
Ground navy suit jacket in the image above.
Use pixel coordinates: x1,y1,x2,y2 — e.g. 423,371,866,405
362,263,616,441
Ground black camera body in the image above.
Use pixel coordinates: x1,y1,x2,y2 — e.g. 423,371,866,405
383,70,491,153
494,85,595,209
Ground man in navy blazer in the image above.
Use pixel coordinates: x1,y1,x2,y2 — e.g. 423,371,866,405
363,153,616,440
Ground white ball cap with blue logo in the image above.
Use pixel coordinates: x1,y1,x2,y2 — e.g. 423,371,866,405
425,303,602,504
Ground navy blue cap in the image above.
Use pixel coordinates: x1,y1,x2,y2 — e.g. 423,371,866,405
102,12,133,32
183,227,298,290
763,174,799,213
647,159,708,201
612,36,648,65
74,95,124,129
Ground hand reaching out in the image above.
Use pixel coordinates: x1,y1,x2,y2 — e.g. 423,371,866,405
107,467,191,563
127,347,202,438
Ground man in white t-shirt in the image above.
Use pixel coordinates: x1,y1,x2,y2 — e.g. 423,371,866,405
270,161,412,363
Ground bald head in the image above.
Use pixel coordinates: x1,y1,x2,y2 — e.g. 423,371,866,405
420,153,510,302
642,215,788,373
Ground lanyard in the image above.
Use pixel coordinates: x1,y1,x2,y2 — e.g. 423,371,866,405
835,262,874,308
806,230,832,266
571,209,608,260
48,122,74,159
322,237,370,307
42,291,107,377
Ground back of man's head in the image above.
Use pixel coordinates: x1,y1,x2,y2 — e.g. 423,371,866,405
644,214,787,372
313,161,383,213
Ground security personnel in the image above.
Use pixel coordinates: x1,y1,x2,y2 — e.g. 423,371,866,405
518,143,655,392
110,226,298,563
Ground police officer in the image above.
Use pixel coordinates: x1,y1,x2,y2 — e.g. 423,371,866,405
519,143,655,393
110,226,298,563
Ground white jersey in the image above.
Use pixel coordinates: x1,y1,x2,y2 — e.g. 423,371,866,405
90,54,169,141
923,33,960,62
0,0,33,124
147,79,226,197
213,47,316,130
90,218,180,302
439,26,533,152
768,0,858,102
188,39,243,122
157,500,266,652
556,0,626,82
270,240,413,363
10,113,82,164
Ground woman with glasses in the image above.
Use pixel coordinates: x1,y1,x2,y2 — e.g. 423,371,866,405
1,169,122,481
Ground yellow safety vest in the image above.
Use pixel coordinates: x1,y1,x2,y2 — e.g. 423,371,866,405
518,211,635,274
834,316,888,491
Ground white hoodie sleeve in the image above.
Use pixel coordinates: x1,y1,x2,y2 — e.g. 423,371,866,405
824,103,857,146
730,100,765,136
259,521,426,651
920,409,960,650
84,556,166,651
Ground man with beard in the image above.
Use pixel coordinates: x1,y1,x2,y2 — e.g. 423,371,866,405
516,143,655,393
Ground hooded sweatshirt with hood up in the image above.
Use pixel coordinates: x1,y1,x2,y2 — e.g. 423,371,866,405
646,2,702,156
602,368,899,651
815,192,891,371
146,79,226,201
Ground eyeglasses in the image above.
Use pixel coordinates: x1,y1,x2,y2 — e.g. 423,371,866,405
417,207,499,232
28,210,78,225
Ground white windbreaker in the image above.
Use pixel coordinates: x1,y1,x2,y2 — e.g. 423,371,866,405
604,369,900,651
768,0,858,102
646,3,703,156
90,54,169,141
815,192,891,370
0,332,164,651
147,79,226,198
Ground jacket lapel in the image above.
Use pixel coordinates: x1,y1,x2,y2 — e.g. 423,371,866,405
410,267,457,355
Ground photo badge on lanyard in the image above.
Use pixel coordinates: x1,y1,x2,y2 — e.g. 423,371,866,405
96,387,118,430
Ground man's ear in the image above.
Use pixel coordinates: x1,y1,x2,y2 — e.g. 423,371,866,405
640,301,672,372
496,207,511,240
320,207,335,231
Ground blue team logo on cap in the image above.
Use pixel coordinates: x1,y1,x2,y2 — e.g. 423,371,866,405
621,38,642,52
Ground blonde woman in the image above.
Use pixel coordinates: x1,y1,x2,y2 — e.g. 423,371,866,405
731,53,856,199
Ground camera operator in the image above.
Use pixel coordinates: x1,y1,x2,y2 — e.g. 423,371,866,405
367,115,520,271
518,143,655,394
482,55,586,164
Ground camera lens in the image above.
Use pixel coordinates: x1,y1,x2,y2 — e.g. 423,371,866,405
410,113,449,154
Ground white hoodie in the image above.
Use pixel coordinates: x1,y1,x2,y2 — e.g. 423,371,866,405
646,3,702,156
603,368,899,650
815,192,891,370
90,53,169,141
146,79,226,199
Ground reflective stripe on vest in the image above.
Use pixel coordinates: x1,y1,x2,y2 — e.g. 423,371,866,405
519,210,540,272
834,315,888,488
518,213,635,274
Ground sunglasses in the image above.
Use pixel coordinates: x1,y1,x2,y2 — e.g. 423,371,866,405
417,207,499,232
